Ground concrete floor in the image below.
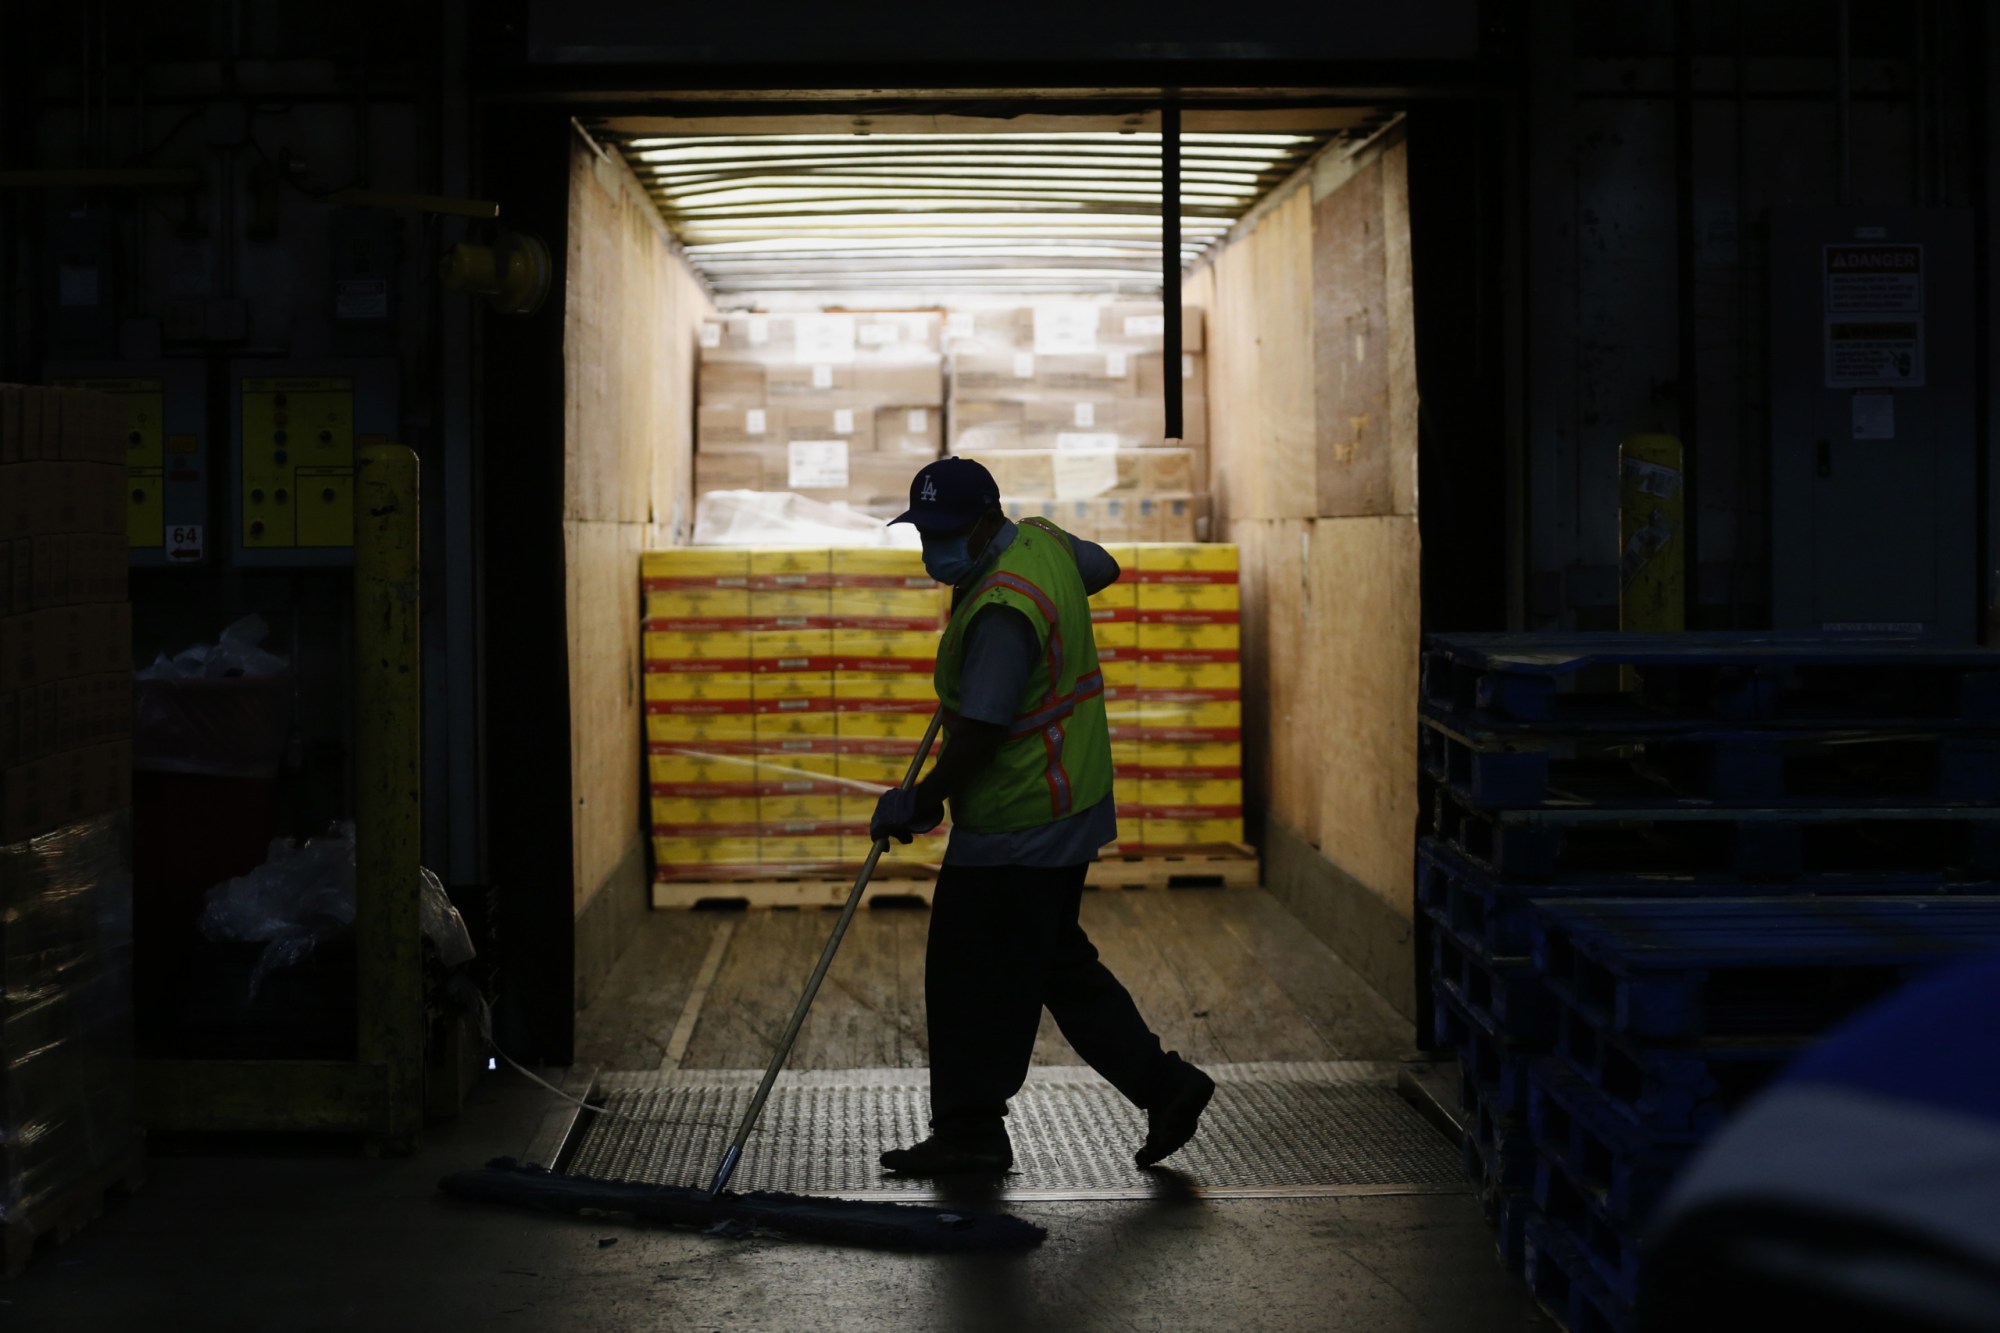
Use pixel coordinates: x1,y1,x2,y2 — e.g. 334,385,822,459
1,1072,1548,1332
3,893,1551,1330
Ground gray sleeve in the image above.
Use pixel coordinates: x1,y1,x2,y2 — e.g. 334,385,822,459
1071,538,1120,595
955,606,1040,727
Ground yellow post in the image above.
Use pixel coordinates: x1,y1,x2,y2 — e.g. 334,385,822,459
1619,434,1686,633
354,444,424,1152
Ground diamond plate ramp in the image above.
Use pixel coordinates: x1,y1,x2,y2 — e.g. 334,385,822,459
565,1062,1465,1200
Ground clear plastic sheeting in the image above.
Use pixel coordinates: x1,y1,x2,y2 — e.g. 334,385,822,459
199,823,475,999
134,615,294,780
1,811,137,1226
691,489,922,550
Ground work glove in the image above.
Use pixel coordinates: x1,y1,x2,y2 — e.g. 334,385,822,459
870,787,943,845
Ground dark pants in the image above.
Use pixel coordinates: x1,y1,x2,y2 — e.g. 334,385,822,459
925,860,1182,1143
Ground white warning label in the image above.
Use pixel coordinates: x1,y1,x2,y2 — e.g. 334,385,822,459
1824,244,1924,387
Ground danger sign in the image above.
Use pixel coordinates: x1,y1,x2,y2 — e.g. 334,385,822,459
1824,243,1924,387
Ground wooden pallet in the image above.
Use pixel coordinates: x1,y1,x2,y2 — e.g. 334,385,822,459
4,1136,146,1279
649,847,1260,909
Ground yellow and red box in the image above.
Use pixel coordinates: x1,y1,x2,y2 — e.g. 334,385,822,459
644,629,754,675
750,627,837,674
652,836,762,872
1136,543,1238,580
1137,580,1240,617
1136,621,1240,662
648,744,760,791
833,628,938,675
1134,697,1241,742
645,584,753,629
642,549,752,590
1136,658,1241,697
651,795,761,837
750,548,831,591
760,831,846,868
1136,817,1245,849
1132,739,1242,780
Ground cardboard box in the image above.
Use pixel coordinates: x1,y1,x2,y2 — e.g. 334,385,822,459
1138,659,1242,693
699,360,768,407
652,796,761,833
697,406,781,449
759,833,845,867
644,585,754,626
653,836,762,869
644,711,758,747
1137,581,1241,615
1134,698,1242,736
780,406,874,450
1137,818,1243,848
648,747,761,788
758,792,843,828
643,630,753,674
753,675,836,707
1138,543,1238,576
1136,621,1240,656
873,405,943,457
0,739,130,844
749,629,836,673
642,549,752,585
828,585,942,628
1133,740,1242,778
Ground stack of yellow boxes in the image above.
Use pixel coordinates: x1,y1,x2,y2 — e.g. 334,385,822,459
1091,543,1244,852
642,546,948,883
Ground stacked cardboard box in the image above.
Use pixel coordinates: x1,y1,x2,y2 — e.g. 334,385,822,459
642,546,949,880
945,302,1209,537
0,385,139,1264
1093,543,1244,852
694,312,946,515
0,388,134,843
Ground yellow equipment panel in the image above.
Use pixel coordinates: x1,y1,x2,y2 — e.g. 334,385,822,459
241,378,356,550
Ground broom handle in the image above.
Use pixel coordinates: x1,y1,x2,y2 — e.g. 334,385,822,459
706,706,947,1199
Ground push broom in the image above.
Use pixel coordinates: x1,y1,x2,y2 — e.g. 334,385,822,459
441,709,1047,1252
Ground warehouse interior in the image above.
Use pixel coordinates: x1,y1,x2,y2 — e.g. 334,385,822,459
6,3,2000,1331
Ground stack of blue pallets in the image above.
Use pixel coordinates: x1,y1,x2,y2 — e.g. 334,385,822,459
1418,632,2000,1332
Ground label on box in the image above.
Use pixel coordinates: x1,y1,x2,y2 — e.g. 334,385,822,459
1125,314,1166,337
1053,449,1119,499
745,408,767,435
946,311,976,340
1105,353,1128,377
167,524,203,562
1012,352,1036,378
1034,303,1101,354
906,408,929,433
1056,431,1120,452
1073,402,1096,428
812,364,835,389
858,321,900,346
700,322,723,349
794,314,857,364
747,315,771,345
833,409,855,435
788,441,850,489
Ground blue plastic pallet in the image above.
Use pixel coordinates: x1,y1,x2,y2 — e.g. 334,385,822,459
1527,1059,1698,1229
1428,906,1560,1042
1422,631,2000,732
1533,1148,1646,1314
1433,972,1541,1119
1531,896,2000,1041
1420,714,2000,811
1436,787,2000,881
1416,837,1988,961
1551,985,1798,1134
1524,1211,1636,1333
1479,1185,1533,1277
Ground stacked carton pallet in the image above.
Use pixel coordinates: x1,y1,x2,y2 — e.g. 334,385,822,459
1095,543,1244,853
0,385,142,1277
642,546,950,888
642,540,1251,901
694,312,945,515
1417,632,2000,1331
948,302,1209,542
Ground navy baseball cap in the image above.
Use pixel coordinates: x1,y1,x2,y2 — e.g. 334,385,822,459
888,457,1001,533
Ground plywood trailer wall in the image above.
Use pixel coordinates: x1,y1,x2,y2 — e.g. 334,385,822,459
1190,129,1420,1017
563,130,714,1002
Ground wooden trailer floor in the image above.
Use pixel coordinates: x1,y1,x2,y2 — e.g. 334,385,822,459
1,889,1552,1332
575,887,1418,1073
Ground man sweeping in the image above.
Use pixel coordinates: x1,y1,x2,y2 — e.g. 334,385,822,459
869,457,1215,1177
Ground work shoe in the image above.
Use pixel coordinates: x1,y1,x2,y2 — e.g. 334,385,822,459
1135,1064,1216,1168
880,1135,1013,1177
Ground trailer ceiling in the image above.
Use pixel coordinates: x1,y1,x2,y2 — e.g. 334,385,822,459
591,107,1381,297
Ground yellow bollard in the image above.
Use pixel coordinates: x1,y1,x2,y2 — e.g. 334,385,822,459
354,444,424,1151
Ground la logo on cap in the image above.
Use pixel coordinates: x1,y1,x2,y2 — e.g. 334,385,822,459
920,476,938,502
